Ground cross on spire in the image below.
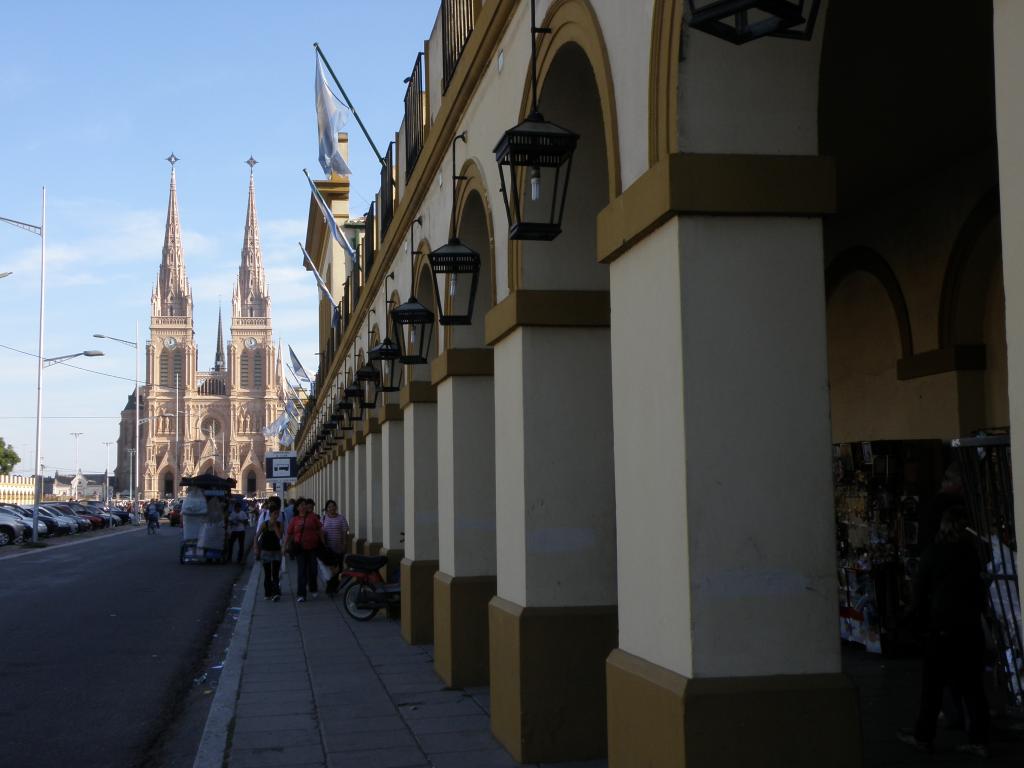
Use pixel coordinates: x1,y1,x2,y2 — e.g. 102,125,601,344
246,156,258,173
167,153,179,167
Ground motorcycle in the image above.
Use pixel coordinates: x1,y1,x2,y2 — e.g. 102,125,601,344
340,554,400,621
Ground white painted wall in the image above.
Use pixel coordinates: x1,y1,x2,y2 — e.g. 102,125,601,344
366,432,384,543
354,442,367,540
403,401,439,561
437,375,497,577
611,216,839,679
382,419,406,550
993,0,1024,618
494,327,616,608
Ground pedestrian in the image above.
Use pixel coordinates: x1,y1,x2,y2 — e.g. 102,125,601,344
226,500,248,564
321,499,349,594
286,498,324,603
145,499,159,534
254,501,283,601
898,507,991,757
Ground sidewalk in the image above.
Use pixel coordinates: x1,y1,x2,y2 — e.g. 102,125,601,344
198,563,608,768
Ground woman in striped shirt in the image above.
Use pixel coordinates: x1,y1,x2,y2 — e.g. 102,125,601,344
321,499,349,594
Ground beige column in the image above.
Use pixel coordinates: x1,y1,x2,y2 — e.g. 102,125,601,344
365,419,384,555
344,446,357,550
487,296,617,764
401,383,439,645
353,437,367,553
380,406,405,581
432,349,496,688
994,0,1024,619
599,162,859,767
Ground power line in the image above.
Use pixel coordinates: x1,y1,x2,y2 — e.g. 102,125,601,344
0,342,138,383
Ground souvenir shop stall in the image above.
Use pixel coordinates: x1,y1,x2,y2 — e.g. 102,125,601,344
833,440,945,655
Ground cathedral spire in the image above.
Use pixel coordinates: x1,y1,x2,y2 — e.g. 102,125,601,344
214,304,226,372
154,153,192,317
234,156,269,320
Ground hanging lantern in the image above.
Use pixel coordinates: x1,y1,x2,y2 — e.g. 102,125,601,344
356,361,381,408
344,378,365,421
685,0,822,44
392,297,435,364
369,335,403,392
494,0,578,241
430,133,482,325
392,218,435,365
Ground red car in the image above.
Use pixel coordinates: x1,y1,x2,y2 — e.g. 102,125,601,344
59,503,104,529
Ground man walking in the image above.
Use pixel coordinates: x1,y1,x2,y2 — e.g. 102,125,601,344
226,500,249,564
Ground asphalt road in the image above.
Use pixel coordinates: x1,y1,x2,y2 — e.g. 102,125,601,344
0,525,247,768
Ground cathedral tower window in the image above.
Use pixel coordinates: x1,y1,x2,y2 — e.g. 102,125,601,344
253,350,264,389
159,350,170,386
241,352,251,388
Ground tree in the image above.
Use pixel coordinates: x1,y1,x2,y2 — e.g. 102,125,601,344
0,437,21,474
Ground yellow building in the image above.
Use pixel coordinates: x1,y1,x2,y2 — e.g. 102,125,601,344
293,1,1024,765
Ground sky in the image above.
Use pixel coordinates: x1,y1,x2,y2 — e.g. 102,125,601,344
0,0,441,478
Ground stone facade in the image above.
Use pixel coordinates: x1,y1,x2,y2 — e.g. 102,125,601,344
117,163,284,499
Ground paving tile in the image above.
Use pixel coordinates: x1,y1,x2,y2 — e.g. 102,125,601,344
322,726,416,753
229,744,325,767
317,701,398,720
417,729,502,753
538,761,609,767
232,729,322,750
237,690,314,707
236,698,316,717
316,714,405,734
381,681,449,695
325,746,428,768
397,699,483,720
240,679,312,694
234,713,319,734
427,748,520,767
389,690,473,706
405,714,490,735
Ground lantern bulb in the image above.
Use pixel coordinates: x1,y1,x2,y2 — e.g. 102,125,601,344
449,274,458,298
530,166,541,202
410,326,417,346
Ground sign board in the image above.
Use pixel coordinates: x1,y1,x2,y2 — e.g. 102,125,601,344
265,451,297,483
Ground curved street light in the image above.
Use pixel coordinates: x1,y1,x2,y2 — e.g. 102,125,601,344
0,271,12,279
93,327,140,516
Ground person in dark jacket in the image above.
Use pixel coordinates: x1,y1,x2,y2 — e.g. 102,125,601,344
899,507,990,757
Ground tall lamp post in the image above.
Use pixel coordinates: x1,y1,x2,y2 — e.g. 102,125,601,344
1,189,45,545
94,327,140,519
102,441,115,514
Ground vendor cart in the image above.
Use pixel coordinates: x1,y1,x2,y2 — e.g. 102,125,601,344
179,473,236,564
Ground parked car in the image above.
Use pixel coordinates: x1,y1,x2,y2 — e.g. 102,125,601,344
33,507,75,536
0,510,28,545
2,506,48,538
166,505,181,526
43,505,89,533
65,503,105,528
0,504,54,537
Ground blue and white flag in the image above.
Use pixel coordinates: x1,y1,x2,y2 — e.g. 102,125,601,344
289,345,313,383
263,409,290,438
304,169,358,270
316,56,352,177
300,243,338,305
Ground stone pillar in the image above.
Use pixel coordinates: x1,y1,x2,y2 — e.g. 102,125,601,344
486,294,618,764
401,382,439,645
380,405,405,583
994,0,1024,622
353,436,367,554
432,349,497,688
344,445,358,551
597,154,859,768
365,418,384,555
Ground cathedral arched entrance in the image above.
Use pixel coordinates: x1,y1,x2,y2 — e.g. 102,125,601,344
245,470,257,496
161,471,174,499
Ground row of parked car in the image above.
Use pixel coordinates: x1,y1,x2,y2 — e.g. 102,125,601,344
0,501,130,545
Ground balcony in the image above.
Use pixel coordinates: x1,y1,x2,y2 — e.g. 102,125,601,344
442,0,476,92
403,53,426,181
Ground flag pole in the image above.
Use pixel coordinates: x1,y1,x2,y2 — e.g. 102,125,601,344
314,42,386,167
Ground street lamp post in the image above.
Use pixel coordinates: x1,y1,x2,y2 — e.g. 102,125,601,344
94,328,140,520
102,441,115,520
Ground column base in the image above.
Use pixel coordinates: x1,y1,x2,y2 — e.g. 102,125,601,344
355,538,366,555
384,548,404,619
401,558,438,645
606,649,862,767
367,541,383,556
434,572,496,688
488,596,617,763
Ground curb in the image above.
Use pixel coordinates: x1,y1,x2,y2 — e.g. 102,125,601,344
192,562,260,768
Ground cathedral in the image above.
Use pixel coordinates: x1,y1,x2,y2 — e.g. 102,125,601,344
115,158,285,499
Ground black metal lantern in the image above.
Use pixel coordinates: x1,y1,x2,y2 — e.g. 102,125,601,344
392,217,435,364
355,311,382,408
686,0,821,44
429,133,481,324
344,377,364,421
369,335,403,393
494,0,578,241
